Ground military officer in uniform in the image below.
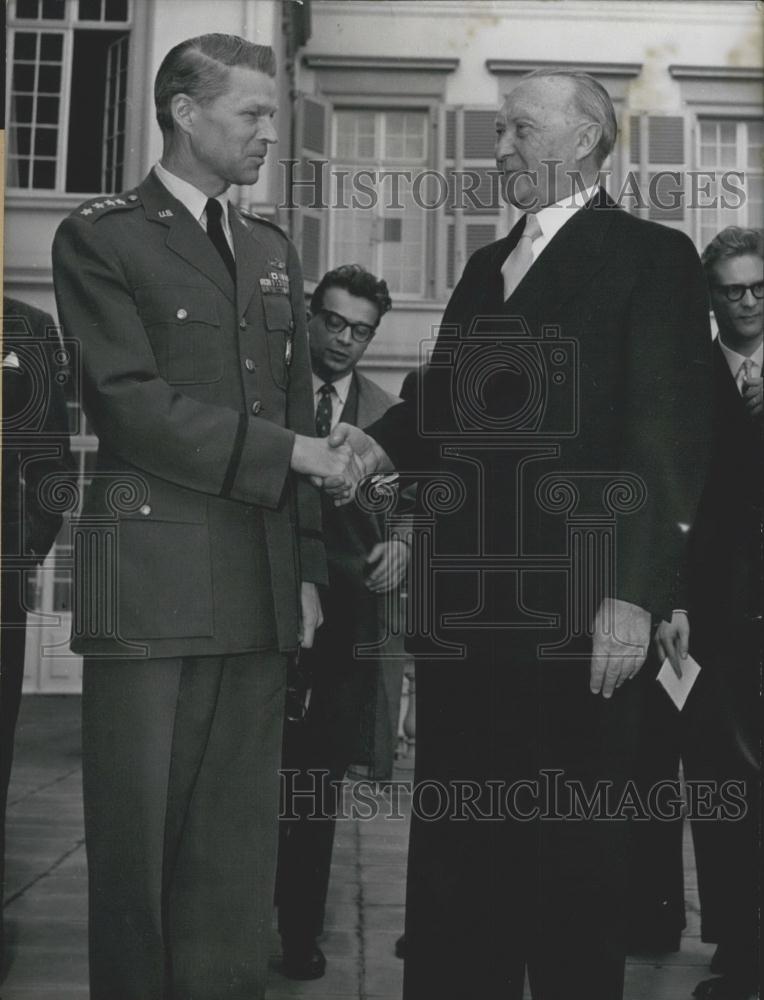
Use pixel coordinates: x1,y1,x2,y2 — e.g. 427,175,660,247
51,33,356,1000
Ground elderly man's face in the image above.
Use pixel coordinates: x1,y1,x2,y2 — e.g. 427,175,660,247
186,66,278,189
495,76,590,211
709,253,764,351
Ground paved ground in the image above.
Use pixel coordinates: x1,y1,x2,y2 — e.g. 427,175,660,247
2,695,716,999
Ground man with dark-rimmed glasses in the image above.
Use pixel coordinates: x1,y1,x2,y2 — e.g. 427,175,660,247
275,264,411,980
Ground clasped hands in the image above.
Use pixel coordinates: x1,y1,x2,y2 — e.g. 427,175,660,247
290,423,391,505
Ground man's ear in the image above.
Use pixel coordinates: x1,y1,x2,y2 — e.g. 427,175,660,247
170,93,196,136
576,120,602,163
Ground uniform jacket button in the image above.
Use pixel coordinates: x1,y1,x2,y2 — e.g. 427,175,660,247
251,400,263,415
139,504,152,516
244,358,256,372
239,318,247,330
176,308,188,320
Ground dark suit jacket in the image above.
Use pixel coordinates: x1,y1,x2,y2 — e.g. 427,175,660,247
52,172,326,658
369,189,713,640
321,371,406,776
2,297,74,564
684,339,763,633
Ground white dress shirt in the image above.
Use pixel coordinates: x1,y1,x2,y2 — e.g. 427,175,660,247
312,372,353,431
717,336,763,393
528,183,599,264
153,161,235,256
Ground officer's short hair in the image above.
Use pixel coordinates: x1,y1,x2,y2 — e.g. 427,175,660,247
310,265,393,323
701,226,764,277
155,34,276,135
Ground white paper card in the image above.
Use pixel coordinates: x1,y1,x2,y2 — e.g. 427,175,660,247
656,654,701,711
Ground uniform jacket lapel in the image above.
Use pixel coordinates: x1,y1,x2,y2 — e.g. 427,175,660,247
137,172,236,303
230,206,272,320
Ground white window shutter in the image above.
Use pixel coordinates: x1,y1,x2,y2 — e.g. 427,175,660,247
627,112,689,231
444,106,504,290
291,92,332,287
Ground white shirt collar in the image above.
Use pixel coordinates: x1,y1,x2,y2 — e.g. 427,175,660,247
153,161,231,230
532,183,599,253
313,372,353,410
717,335,763,381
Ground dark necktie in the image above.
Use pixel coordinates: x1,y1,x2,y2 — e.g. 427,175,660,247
205,198,236,283
315,383,335,437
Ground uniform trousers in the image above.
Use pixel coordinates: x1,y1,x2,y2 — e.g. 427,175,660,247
1,568,28,946
276,613,369,945
82,651,286,1000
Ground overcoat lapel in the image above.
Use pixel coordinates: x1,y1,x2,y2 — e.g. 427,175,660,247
504,188,615,318
138,173,236,303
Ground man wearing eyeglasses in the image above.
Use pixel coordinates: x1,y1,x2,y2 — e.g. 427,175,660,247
275,264,410,981
656,226,762,1000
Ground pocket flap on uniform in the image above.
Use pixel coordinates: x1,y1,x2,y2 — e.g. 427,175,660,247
135,285,220,328
261,294,294,332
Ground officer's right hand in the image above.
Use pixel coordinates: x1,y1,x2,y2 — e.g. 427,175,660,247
291,434,358,500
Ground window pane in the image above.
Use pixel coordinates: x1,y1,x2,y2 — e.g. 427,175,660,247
9,158,31,187
38,63,62,92
41,0,65,18
78,0,101,18
33,159,56,187
40,33,63,60
13,63,36,92
720,144,736,168
34,127,58,155
719,122,736,145
36,95,60,124
15,0,41,18
13,126,33,155
104,0,128,20
12,94,35,123
14,32,38,59
699,144,716,168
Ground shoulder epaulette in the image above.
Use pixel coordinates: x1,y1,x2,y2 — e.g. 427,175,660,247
73,192,141,222
239,208,287,239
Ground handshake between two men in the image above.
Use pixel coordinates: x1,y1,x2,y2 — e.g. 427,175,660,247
290,423,391,505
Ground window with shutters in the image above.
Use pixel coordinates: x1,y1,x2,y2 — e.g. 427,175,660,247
696,119,763,250
6,0,131,194
626,113,688,227
329,109,430,298
444,107,506,291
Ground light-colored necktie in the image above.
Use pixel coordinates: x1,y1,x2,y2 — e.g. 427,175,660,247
735,357,754,394
501,213,543,300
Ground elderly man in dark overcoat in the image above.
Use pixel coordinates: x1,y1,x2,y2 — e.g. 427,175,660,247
328,70,713,1000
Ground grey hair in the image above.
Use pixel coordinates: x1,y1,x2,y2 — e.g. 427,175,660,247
523,68,618,166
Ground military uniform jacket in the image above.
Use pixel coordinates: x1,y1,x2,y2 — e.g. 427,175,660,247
52,171,326,658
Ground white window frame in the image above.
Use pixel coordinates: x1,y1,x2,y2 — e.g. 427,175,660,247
328,106,433,301
694,116,763,249
6,0,132,195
